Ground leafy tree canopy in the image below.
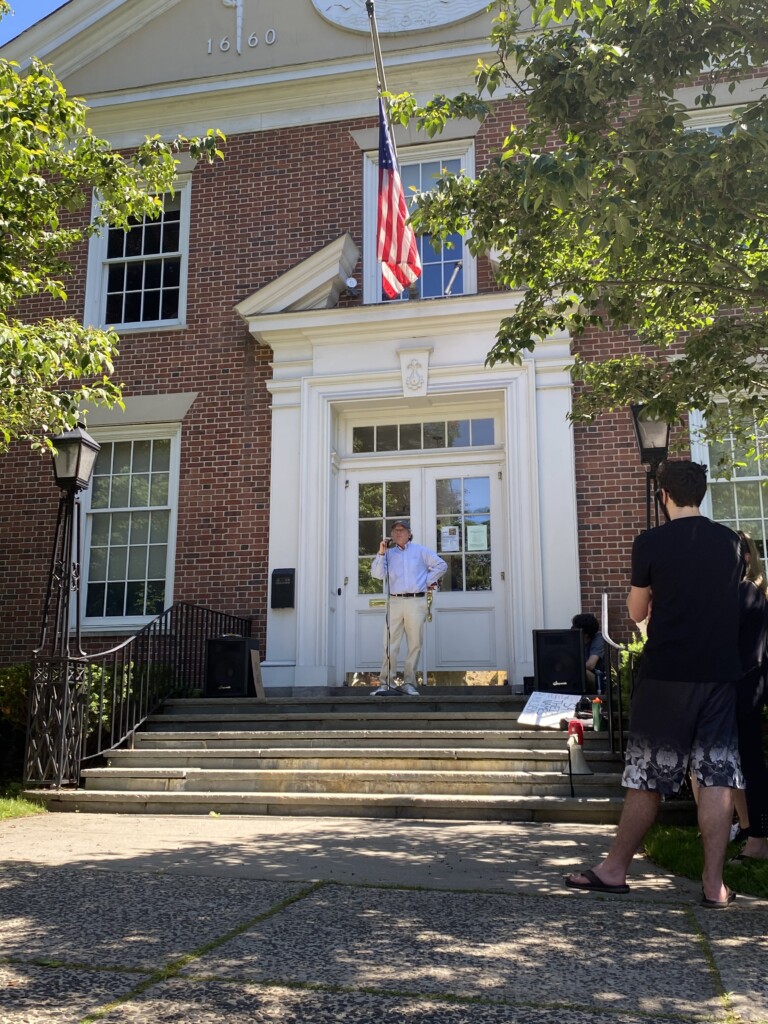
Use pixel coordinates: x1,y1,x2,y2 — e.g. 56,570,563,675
0,1,224,453
391,0,768,458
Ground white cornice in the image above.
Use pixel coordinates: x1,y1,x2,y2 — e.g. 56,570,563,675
243,291,527,348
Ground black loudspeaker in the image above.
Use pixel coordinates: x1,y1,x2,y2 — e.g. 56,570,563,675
532,629,587,694
205,637,259,697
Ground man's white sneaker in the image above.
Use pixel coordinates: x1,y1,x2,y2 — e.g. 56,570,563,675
401,682,420,696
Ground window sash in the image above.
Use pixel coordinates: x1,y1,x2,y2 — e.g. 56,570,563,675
363,141,476,304
80,424,181,631
84,180,191,331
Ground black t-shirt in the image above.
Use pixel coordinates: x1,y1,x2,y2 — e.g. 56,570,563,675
630,516,742,683
739,579,768,674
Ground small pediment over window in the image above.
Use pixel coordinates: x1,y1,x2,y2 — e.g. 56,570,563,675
235,234,360,318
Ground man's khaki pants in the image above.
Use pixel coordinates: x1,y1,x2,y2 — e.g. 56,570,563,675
379,595,428,687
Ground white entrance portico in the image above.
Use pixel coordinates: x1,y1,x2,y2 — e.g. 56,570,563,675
235,235,581,691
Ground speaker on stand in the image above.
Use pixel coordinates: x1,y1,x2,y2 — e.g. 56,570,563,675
205,636,259,697
532,629,587,694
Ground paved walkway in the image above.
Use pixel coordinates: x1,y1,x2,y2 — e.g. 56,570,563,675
1,813,766,1023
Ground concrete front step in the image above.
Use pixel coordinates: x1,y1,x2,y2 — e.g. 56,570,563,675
25,788,696,826
144,712,549,732
106,747,623,773
160,695,528,715
79,766,623,798
133,729,612,751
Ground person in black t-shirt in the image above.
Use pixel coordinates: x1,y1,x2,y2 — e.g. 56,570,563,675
566,460,744,907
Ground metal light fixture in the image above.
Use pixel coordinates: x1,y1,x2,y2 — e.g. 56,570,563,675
51,423,101,492
630,404,670,469
630,404,671,531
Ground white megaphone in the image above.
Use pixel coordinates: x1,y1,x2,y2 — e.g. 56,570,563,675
563,719,592,776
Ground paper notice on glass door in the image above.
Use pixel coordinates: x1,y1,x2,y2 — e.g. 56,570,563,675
440,526,460,552
466,525,488,551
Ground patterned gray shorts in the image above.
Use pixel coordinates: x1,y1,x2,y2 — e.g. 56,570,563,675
622,676,744,795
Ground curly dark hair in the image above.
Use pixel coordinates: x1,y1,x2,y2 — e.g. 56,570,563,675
656,459,707,508
571,613,599,639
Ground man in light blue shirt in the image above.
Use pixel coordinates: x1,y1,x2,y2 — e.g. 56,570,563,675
370,521,447,696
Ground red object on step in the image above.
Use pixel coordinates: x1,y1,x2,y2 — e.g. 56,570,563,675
567,718,585,744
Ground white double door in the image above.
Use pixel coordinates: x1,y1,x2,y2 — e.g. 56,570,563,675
343,458,509,680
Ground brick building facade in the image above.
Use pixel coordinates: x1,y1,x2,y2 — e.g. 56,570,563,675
1,0,748,690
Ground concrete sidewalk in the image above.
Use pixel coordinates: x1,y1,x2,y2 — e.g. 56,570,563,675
1,814,766,1023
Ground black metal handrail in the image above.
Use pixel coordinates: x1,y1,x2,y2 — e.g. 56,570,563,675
601,592,641,755
25,602,252,787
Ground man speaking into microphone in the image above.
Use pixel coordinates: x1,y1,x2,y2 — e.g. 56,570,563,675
370,520,447,696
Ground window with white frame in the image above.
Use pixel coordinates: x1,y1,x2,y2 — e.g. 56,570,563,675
694,412,768,556
84,180,191,330
363,141,476,304
81,425,181,629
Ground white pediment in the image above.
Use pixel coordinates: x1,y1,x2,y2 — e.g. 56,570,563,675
234,233,360,318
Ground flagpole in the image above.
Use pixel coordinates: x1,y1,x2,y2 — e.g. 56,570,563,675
365,0,398,160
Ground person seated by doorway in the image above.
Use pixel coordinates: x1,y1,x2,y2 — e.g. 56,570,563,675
571,613,605,689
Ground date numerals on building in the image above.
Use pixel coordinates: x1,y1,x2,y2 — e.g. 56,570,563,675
207,29,277,54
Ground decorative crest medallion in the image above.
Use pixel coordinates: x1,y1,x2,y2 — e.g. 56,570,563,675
312,0,489,35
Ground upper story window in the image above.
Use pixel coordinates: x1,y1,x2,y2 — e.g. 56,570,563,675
363,141,476,304
84,180,191,330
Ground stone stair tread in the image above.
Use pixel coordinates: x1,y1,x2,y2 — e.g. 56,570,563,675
116,746,618,759
82,766,621,781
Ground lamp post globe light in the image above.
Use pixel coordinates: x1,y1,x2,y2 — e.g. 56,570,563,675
26,423,101,788
630,403,671,532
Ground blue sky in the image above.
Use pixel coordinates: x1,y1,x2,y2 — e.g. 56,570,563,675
0,0,69,46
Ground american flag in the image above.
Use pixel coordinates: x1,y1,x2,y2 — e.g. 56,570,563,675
377,98,422,299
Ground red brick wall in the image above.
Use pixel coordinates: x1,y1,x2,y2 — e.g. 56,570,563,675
0,108,653,665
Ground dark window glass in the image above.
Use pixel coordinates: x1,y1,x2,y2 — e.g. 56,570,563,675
424,422,445,448
400,423,422,450
125,227,144,258
144,260,163,289
107,265,125,293
86,582,105,617
146,581,165,615
353,426,375,453
106,582,125,616
164,259,181,287
144,223,162,254
143,291,161,321
105,294,123,323
107,229,124,259
376,425,398,451
125,262,143,290
162,222,180,252
124,292,142,323
161,288,180,320
126,581,146,616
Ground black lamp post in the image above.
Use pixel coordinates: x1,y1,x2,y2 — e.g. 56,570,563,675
630,404,670,531
26,424,100,787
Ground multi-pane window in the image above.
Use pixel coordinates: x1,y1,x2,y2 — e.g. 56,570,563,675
85,182,190,329
353,418,494,454
704,419,768,556
358,481,410,593
364,142,476,303
435,476,492,593
397,158,464,301
82,431,179,625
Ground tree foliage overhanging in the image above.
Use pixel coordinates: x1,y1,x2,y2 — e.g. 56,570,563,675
0,0,224,454
390,0,768,452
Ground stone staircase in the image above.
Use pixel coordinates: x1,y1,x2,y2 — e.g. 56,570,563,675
31,692,694,824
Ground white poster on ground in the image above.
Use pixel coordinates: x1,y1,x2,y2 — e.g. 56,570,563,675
518,692,580,729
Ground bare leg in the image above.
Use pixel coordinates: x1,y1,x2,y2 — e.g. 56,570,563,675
733,788,749,831
698,785,734,902
567,788,661,888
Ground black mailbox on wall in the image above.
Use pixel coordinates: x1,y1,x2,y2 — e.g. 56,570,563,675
271,568,295,609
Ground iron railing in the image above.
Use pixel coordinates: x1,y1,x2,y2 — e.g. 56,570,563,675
25,602,252,787
601,592,642,754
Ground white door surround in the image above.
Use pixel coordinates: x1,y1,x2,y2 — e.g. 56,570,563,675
236,263,581,690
